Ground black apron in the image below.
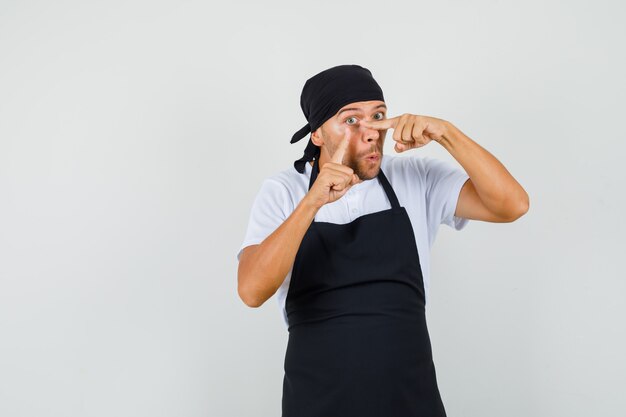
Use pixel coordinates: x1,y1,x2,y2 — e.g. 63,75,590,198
282,158,447,417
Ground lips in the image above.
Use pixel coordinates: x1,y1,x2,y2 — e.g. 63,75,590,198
364,153,380,161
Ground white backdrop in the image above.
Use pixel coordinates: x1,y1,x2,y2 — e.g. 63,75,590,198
1,0,624,416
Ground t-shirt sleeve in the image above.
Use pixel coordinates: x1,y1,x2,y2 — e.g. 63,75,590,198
236,178,294,261
422,156,470,231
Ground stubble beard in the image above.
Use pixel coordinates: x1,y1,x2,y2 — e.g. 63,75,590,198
345,149,382,181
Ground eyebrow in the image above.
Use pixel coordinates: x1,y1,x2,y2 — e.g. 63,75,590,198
336,104,387,118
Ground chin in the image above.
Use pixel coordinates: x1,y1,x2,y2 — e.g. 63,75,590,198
357,162,381,181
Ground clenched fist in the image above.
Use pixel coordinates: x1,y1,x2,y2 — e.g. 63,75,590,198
304,127,362,210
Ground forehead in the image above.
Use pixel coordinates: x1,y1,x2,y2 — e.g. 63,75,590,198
337,100,386,113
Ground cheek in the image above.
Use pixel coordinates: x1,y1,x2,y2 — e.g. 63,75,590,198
327,122,348,136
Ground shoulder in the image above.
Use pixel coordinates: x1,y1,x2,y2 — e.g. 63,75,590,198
380,153,429,184
381,152,435,171
382,153,461,180
251,164,310,214
263,164,309,194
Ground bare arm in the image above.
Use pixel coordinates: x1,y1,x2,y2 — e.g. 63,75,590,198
437,121,529,221
361,114,529,222
237,197,318,308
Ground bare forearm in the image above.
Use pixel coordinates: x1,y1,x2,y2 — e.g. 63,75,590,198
238,196,319,307
437,121,529,217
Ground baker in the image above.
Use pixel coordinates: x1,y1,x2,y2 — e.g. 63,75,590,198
237,64,529,417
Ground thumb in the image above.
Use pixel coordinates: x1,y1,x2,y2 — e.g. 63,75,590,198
395,142,408,153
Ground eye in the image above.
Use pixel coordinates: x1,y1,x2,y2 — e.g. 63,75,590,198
345,112,385,125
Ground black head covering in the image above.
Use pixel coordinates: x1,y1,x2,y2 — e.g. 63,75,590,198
290,64,385,173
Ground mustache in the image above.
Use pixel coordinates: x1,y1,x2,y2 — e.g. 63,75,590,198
357,145,382,157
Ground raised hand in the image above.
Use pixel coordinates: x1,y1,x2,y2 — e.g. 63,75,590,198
304,127,362,210
360,113,450,153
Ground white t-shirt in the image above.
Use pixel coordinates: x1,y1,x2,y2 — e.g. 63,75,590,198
237,153,470,329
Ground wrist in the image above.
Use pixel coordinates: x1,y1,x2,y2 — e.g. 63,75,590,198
299,195,322,215
435,120,456,148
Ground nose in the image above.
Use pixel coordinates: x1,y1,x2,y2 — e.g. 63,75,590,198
359,123,380,143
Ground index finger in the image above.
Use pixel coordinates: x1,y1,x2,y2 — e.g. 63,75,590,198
360,115,399,130
330,126,352,165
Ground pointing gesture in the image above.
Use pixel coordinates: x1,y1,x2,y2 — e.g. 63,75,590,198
360,113,450,153
305,127,362,210
330,124,353,165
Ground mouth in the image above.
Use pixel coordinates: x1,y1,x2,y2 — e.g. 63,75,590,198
364,153,380,162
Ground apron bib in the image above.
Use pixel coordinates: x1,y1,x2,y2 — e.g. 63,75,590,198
282,158,447,417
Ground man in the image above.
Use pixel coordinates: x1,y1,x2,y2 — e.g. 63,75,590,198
237,64,529,417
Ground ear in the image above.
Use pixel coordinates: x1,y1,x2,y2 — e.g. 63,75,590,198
311,127,325,147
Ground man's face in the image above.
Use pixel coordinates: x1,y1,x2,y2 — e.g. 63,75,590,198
316,100,388,181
